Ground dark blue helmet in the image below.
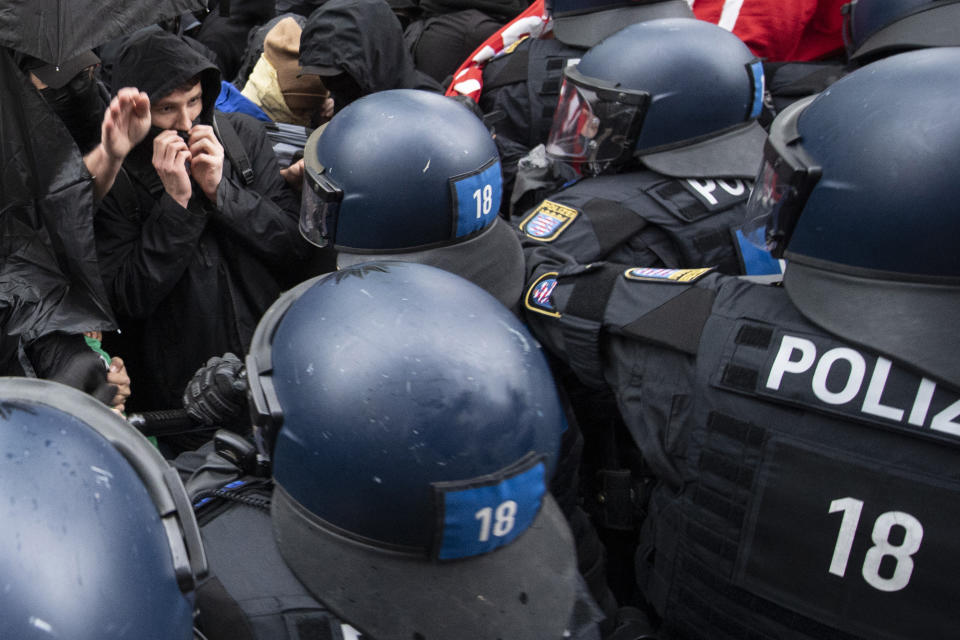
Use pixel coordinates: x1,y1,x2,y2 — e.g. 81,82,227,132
300,89,502,252
546,18,767,177
844,0,960,63
245,261,578,640
743,48,960,388
0,378,206,640
311,89,525,309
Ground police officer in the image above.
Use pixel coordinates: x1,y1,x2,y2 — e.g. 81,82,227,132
299,88,524,311
0,377,206,639
517,18,775,287
184,261,606,639
516,20,775,582
293,88,632,626
475,0,692,202
522,47,960,638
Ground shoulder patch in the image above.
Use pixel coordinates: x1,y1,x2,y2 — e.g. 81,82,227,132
524,272,561,317
519,200,579,242
624,267,715,284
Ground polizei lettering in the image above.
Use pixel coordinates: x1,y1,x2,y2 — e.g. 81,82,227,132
762,333,960,441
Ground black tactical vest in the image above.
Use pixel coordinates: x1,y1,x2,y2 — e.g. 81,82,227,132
479,37,584,149
517,171,772,277
596,273,960,639
193,481,360,640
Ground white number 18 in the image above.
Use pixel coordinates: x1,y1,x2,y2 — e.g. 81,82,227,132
828,497,923,592
475,500,518,542
472,184,494,219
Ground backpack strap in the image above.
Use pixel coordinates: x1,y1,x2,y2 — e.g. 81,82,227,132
214,113,255,186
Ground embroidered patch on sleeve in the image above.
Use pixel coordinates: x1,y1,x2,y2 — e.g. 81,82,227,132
519,200,579,242
623,266,715,283
524,272,561,317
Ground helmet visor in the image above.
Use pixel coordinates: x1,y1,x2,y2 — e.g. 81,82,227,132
545,65,649,168
743,97,821,258
300,164,344,248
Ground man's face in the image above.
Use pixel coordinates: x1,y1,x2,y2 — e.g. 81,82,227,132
151,81,203,131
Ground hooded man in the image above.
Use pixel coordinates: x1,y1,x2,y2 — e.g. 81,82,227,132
298,0,443,113
94,26,310,423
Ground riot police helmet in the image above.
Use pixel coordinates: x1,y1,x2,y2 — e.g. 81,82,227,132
546,18,767,177
0,377,206,640
844,0,960,64
244,261,578,640
301,88,525,308
546,0,693,48
743,47,960,388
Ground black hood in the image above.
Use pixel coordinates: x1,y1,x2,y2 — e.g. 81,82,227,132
299,0,442,94
112,25,221,125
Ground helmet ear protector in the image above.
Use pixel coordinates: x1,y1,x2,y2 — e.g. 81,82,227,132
743,95,821,257
0,378,208,592
246,275,326,467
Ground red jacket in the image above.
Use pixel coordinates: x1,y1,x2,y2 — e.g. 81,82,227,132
692,0,847,61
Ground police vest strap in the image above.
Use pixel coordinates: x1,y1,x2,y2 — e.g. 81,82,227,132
580,198,648,256
536,55,568,143
197,576,258,640
559,263,622,389
215,114,255,186
652,180,711,221
540,55,567,97
619,286,715,355
482,48,530,91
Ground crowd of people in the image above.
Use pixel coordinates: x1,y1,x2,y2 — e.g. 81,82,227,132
2,0,959,638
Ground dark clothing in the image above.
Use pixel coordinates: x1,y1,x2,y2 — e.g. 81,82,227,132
517,164,778,607
96,27,308,412
479,36,580,149
0,49,116,376
478,36,583,197
193,0,276,81
299,0,444,96
193,479,359,640
538,269,960,639
419,0,527,22
763,59,849,119
179,442,606,640
518,169,778,387
405,9,504,85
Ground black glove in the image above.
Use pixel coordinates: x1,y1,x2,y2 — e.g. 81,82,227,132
29,333,117,405
182,352,249,426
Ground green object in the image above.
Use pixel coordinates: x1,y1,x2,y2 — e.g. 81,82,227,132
83,335,159,449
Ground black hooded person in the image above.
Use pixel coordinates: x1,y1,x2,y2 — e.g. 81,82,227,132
2,46,151,408
94,26,311,435
298,0,443,113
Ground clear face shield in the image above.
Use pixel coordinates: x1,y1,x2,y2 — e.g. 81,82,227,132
545,65,650,174
300,161,344,248
742,97,821,258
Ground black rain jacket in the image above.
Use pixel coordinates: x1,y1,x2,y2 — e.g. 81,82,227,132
299,0,443,95
96,26,309,411
0,48,116,375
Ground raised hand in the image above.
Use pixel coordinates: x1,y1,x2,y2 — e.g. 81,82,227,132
102,87,151,162
153,129,193,208
188,124,225,203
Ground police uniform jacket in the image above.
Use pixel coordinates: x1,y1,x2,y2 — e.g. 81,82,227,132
519,168,778,389
525,264,960,639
